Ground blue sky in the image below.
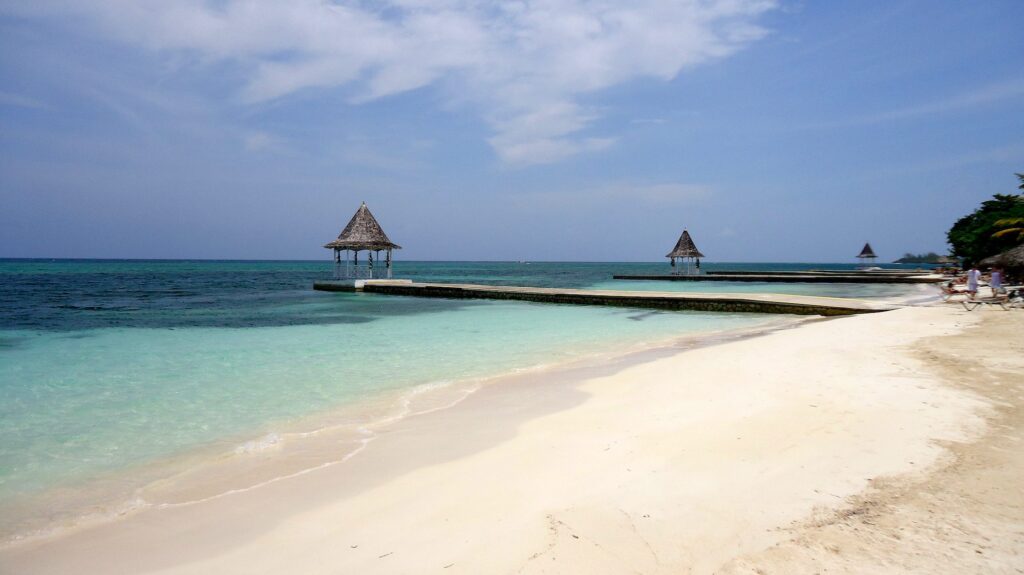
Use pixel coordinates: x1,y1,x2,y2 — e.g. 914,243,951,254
1,0,1022,262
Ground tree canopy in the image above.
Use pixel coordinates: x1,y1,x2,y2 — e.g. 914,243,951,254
893,252,946,264
947,173,1024,266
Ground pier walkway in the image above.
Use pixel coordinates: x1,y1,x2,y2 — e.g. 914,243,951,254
313,280,895,316
612,272,943,284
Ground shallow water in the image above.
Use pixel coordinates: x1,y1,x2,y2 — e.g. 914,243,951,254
0,259,925,539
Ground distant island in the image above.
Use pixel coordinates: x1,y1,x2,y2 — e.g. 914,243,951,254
893,252,952,264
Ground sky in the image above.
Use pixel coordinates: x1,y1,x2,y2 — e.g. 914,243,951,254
1,0,1022,262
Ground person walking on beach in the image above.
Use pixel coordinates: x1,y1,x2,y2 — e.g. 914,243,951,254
990,267,1004,295
966,265,981,298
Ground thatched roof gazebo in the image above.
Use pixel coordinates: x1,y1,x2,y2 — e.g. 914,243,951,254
979,244,1024,270
666,229,705,275
324,202,401,279
856,242,877,268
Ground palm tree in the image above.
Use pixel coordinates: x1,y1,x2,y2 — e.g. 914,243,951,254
993,173,1024,242
992,217,1024,242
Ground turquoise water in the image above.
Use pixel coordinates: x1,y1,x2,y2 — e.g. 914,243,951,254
593,278,926,298
0,259,924,538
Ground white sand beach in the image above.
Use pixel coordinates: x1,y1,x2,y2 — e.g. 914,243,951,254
2,305,1021,574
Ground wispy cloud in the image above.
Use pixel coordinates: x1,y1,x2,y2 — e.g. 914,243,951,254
517,181,711,209
848,142,1024,182
803,77,1024,130
242,131,285,153
4,0,777,165
0,91,51,110
339,138,428,172
630,117,667,125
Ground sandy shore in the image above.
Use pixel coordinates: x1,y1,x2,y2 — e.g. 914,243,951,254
1,305,1021,574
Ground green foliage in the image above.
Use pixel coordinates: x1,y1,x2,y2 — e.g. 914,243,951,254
992,217,1024,242
947,190,1024,266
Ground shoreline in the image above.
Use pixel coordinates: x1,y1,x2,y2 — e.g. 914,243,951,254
0,312,804,548
717,308,1024,573
3,301,1016,573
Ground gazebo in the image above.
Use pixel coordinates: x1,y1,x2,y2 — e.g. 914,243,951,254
856,243,877,268
666,229,705,275
324,202,401,280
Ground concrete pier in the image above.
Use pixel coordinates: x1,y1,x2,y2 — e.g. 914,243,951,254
708,270,936,277
313,279,894,316
612,272,943,284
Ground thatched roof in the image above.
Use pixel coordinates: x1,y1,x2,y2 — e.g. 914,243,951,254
324,202,401,251
666,230,705,258
979,244,1024,268
857,243,877,259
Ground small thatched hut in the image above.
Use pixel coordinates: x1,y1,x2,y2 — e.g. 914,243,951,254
666,230,705,275
856,243,877,268
979,244,1024,273
324,202,401,279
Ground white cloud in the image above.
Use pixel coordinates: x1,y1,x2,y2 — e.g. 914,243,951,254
517,181,711,209
339,137,428,171
242,131,282,152
0,91,51,110
613,182,710,203
803,77,1024,130
866,78,1024,122
848,142,1024,182
630,117,667,125
5,0,776,165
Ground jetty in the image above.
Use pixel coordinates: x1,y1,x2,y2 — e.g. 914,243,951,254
313,280,894,316
612,271,944,284
621,234,944,283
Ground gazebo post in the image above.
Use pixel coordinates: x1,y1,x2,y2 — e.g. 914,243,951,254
666,229,704,276
322,202,402,281
857,243,878,270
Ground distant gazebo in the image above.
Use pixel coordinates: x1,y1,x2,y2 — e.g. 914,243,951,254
666,229,705,275
324,202,401,279
856,242,877,268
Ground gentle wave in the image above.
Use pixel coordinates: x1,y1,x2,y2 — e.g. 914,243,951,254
0,316,803,549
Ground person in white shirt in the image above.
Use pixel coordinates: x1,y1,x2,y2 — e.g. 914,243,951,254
966,266,981,298
990,267,1003,294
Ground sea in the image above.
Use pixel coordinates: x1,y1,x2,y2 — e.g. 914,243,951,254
0,259,935,542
